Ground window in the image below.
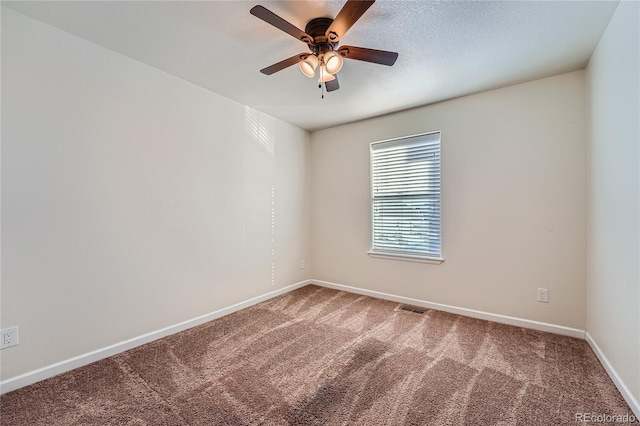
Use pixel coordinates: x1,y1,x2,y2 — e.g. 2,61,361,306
369,132,442,262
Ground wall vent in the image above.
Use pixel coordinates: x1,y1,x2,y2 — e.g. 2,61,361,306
399,305,426,315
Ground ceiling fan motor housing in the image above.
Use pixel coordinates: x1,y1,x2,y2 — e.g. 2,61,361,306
304,17,338,55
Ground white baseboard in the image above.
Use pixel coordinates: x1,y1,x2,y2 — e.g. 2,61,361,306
312,279,586,339
585,332,640,418
11,276,636,417
0,280,311,395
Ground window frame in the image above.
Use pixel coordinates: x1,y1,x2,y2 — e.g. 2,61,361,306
368,131,443,264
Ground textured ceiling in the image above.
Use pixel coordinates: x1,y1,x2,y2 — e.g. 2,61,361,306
2,0,619,131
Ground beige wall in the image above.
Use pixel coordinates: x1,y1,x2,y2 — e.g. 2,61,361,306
0,8,311,380
311,71,587,330
586,0,640,407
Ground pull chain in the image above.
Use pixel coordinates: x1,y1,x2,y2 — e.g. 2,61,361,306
319,65,324,99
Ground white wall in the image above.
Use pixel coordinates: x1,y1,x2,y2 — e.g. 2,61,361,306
311,71,587,330
586,0,640,409
0,8,311,381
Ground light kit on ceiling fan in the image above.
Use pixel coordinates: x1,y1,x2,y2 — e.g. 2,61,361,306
318,65,336,83
323,51,344,74
299,54,319,78
299,51,342,80
250,0,398,95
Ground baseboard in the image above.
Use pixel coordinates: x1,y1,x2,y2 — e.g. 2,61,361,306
585,332,640,418
312,279,586,339
0,279,312,395
5,277,636,419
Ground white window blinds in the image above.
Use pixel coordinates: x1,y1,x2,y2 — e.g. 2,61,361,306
370,132,441,260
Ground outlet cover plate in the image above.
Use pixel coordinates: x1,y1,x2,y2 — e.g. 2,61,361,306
537,288,549,303
1,326,19,349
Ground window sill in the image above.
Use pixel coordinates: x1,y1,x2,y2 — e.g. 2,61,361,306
368,251,444,264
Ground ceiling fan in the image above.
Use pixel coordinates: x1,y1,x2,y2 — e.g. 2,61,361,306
250,0,398,93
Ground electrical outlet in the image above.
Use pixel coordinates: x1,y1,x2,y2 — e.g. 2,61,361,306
300,259,305,269
537,288,549,303
1,326,19,349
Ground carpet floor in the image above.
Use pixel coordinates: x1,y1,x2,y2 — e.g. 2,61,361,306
0,285,635,425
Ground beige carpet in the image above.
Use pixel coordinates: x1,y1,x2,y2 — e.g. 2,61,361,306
1,285,636,425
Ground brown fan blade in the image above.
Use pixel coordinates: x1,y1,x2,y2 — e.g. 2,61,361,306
338,46,398,66
250,5,312,44
325,0,375,42
260,53,308,75
325,76,340,92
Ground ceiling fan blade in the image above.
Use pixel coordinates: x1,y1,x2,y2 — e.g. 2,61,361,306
338,46,398,66
325,0,375,42
325,76,340,92
260,53,308,75
250,5,312,44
